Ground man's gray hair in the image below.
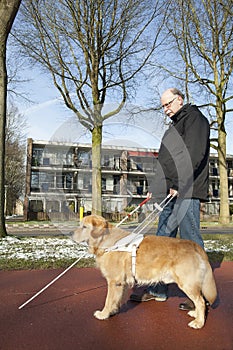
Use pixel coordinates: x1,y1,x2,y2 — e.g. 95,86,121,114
170,88,185,100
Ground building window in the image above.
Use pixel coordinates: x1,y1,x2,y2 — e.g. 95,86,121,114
56,174,63,189
78,151,91,167
31,172,39,190
29,200,43,212
102,155,110,168
102,178,106,190
32,148,43,166
83,175,91,190
40,172,55,191
43,158,50,166
65,173,73,189
211,179,220,197
213,167,218,176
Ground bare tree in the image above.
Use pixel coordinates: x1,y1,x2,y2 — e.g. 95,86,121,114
5,103,26,215
158,0,233,223
0,0,21,237
13,0,168,215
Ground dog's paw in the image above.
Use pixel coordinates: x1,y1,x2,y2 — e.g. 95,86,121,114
188,319,204,329
94,310,109,320
188,310,197,318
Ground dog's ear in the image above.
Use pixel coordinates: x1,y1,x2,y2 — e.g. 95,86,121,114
83,215,112,238
88,215,111,238
81,214,113,238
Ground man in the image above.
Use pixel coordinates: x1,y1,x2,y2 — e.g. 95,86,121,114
130,88,210,311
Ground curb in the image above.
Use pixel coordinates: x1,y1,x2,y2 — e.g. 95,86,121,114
5,223,77,229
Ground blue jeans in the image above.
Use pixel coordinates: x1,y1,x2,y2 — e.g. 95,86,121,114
156,197,204,248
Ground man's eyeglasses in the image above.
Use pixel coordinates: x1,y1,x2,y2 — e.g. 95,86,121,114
162,96,178,109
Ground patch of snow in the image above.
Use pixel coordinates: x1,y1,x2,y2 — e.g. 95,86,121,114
0,237,93,261
204,240,232,252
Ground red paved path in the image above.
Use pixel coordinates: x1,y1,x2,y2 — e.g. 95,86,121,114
0,262,232,350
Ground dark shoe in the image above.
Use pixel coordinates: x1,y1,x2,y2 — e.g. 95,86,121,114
148,284,168,302
130,292,167,302
130,293,156,302
179,300,195,311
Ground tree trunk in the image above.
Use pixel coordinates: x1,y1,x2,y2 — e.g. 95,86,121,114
218,127,230,224
0,38,7,237
0,0,21,237
91,125,102,215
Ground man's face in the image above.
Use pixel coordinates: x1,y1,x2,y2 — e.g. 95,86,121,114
161,91,183,118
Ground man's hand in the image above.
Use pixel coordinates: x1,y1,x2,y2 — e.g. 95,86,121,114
169,188,178,197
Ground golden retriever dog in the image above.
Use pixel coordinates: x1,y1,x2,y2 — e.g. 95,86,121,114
73,214,217,329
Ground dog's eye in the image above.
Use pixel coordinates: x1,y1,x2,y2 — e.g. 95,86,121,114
82,225,87,229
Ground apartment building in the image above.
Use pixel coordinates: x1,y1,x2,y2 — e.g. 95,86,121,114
208,153,233,215
24,139,233,220
24,139,158,220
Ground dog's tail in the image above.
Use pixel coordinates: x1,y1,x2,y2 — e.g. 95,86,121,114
201,264,217,305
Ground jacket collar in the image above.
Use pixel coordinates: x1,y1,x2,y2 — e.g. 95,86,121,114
171,103,190,124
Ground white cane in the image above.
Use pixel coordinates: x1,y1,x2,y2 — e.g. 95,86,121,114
18,253,86,310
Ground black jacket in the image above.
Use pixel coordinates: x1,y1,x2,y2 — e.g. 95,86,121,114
153,103,210,201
